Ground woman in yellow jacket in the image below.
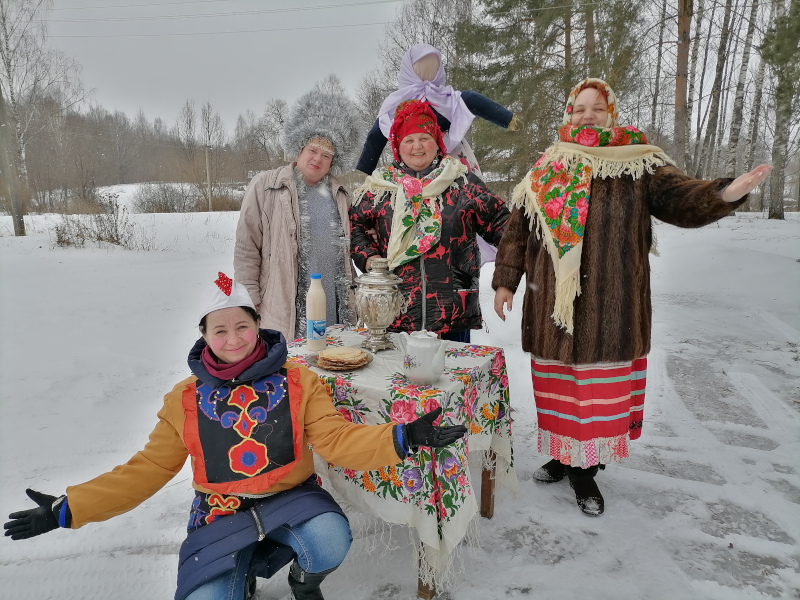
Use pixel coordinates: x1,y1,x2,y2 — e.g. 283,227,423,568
4,273,466,600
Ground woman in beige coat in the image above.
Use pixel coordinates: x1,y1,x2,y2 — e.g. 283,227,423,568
234,87,364,340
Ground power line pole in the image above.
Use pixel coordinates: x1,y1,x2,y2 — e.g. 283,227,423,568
205,144,213,212
0,91,26,236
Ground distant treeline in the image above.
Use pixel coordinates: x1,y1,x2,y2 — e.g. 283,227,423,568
1,0,798,220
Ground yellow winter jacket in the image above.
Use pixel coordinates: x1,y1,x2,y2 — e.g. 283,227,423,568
66,363,402,528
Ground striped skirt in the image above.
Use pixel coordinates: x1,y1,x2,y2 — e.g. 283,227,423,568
532,356,647,468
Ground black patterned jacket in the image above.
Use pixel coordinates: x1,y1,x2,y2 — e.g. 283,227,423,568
350,162,509,334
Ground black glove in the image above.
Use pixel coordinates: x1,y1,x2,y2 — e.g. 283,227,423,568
4,489,64,540
405,407,467,450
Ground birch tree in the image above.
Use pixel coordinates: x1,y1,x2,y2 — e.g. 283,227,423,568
0,0,84,185
698,0,734,177
650,0,669,139
686,0,705,167
724,0,760,175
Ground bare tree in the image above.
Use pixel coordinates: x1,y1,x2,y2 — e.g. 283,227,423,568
175,100,204,202
233,98,288,177
692,0,718,172
650,0,669,137
686,0,706,167
744,53,768,173
0,0,85,184
108,110,132,184
379,0,474,78
674,0,692,169
698,0,735,177
314,73,346,96
0,89,24,233
199,100,225,209
724,0,760,176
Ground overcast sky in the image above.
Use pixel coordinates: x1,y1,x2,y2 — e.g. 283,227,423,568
47,0,402,129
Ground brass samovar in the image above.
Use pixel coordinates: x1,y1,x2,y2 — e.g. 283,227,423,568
354,258,407,352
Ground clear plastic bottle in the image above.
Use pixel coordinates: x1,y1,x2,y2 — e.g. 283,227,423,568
306,273,327,351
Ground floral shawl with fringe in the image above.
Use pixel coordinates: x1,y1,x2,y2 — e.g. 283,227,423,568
353,156,468,270
510,78,674,334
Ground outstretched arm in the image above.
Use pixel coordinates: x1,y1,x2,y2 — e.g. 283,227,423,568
647,165,767,228
722,164,772,203
5,489,67,539
461,90,515,129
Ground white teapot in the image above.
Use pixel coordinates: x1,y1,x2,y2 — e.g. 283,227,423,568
395,330,448,385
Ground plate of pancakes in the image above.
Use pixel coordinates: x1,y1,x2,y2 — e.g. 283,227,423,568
307,346,373,371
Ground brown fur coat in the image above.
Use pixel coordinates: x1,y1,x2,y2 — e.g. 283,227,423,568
492,165,745,364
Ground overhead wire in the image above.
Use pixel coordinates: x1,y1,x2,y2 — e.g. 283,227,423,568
46,0,401,22
50,20,392,37
48,0,396,11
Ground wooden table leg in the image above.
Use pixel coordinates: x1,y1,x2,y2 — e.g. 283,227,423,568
417,555,436,599
417,576,436,600
480,448,496,519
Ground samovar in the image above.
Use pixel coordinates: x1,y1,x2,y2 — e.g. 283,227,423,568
354,258,407,352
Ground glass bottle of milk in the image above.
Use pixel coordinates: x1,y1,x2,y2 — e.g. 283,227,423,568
306,273,327,351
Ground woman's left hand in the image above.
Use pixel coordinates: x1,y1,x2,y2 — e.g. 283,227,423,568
405,407,467,449
722,164,772,203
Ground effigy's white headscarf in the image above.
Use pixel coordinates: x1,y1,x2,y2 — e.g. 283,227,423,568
376,44,474,153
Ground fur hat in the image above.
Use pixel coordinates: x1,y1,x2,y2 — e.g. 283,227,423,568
281,87,365,175
198,272,255,324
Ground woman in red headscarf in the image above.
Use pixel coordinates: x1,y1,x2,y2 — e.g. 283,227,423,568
349,100,510,343
492,78,771,516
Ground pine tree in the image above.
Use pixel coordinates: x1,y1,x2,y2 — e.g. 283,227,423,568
451,0,645,196
761,0,800,219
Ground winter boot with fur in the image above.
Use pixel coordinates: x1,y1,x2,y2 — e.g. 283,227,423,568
245,571,257,600
566,465,604,516
287,561,337,600
533,459,567,483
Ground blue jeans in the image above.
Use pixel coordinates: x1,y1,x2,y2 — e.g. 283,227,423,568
184,511,352,600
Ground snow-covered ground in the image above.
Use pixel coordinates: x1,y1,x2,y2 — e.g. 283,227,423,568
0,211,798,600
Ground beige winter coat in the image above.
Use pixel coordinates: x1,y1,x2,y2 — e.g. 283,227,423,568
234,163,355,339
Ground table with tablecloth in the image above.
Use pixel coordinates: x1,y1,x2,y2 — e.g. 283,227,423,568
286,325,517,591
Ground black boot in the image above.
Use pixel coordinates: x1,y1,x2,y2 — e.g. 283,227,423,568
566,465,604,516
288,562,337,600
245,571,257,600
532,459,567,483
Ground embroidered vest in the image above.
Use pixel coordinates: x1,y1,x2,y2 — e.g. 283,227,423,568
182,367,304,497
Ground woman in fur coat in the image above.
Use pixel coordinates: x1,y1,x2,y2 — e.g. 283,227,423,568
492,78,771,516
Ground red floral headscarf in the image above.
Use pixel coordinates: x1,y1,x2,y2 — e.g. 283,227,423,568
389,100,446,163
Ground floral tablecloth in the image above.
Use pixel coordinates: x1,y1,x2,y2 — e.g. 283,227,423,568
287,325,517,585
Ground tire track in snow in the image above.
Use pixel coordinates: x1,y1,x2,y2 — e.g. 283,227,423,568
646,347,719,446
727,371,797,436
757,310,799,344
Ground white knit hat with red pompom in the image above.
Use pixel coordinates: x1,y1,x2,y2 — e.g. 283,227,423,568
198,272,256,324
